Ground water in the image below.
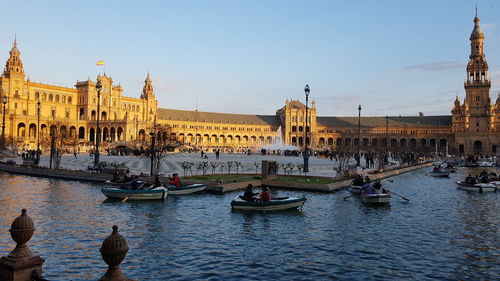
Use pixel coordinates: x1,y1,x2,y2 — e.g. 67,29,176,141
0,168,498,280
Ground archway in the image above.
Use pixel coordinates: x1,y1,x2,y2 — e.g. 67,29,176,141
78,127,85,139
473,140,482,155
17,123,26,138
29,123,36,138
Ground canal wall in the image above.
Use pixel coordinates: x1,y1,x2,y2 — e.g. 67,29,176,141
0,162,434,193
262,162,434,193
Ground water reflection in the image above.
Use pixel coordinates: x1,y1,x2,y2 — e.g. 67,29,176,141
0,170,498,280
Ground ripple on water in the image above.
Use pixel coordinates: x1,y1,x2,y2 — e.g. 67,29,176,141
0,169,498,280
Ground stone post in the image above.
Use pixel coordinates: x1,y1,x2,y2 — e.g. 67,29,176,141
0,209,45,281
99,225,134,281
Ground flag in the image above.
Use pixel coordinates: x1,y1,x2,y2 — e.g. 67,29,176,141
96,60,104,66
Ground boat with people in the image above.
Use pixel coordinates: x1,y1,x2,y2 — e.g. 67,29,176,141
164,183,207,195
361,192,391,204
101,186,168,200
455,181,497,192
359,180,391,204
348,175,371,195
429,164,450,177
456,172,498,192
231,184,306,211
231,196,306,211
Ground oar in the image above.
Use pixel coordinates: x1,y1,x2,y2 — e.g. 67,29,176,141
385,189,409,202
121,197,129,202
343,195,354,200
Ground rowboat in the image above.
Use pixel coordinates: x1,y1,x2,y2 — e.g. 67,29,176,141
101,187,168,200
165,183,207,195
455,181,497,192
430,171,450,177
348,184,364,195
361,192,391,204
231,196,306,211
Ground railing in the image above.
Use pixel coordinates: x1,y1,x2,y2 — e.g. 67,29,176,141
0,209,135,281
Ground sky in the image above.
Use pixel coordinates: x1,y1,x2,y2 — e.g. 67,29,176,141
0,0,499,117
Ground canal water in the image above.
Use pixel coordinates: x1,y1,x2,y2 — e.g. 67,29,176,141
0,168,498,280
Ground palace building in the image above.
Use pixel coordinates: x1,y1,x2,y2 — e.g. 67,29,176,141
0,14,498,155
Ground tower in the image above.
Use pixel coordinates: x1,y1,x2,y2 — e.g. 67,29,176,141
463,12,492,132
141,71,157,122
2,39,25,79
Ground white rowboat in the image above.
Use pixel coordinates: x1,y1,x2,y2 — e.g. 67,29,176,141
231,196,306,211
361,193,391,204
101,187,168,200
165,183,207,195
455,181,497,192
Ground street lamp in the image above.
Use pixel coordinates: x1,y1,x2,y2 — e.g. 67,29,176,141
149,131,156,176
1,94,7,148
356,104,361,166
36,101,41,164
94,78,102,167
303,84,310,173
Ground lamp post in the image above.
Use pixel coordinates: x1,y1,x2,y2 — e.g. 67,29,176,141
36,101,41,164
356,104,361,166
1,95,7,149
149,131,156,176
94,79,102,167
49,130,55,169
303,84,310,173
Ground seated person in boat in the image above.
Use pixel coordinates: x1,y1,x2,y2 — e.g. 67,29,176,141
152,175,163,188
130,176,140,190
465,174,474,184
480,174,490,183
361,183,375,195
488,172,497,179
169,173,180,188
112,170,120,183
260,187,271,201
372,180,383,194
364,176,371,184
242,184,259,201
479,170,488,177
352,175,364,186
471,176,478,184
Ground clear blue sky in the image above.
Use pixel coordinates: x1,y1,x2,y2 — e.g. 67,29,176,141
1,0,499,117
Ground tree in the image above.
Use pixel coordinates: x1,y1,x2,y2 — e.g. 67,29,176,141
40,119,78,169
148,123,178,176
332,144,354,180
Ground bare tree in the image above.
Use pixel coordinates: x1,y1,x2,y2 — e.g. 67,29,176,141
332,144,354,181
39,119,78,169
148,123,177,176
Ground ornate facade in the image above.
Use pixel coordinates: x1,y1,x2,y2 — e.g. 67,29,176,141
0,14,498,155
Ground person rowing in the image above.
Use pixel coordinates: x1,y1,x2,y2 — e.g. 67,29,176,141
352,175,364,186
242,184,259,201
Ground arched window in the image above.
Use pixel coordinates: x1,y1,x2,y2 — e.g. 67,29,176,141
55,95,60,102
68,96,72,104
35,92,40,100
42,93,46,101
49,94,53,102
61,96,66,103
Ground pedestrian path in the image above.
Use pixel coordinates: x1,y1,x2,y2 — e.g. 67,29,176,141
8,152,388,177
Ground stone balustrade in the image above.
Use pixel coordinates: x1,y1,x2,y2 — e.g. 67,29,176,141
0,209,134,281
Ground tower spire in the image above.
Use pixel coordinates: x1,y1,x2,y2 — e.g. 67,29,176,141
2,38,24,78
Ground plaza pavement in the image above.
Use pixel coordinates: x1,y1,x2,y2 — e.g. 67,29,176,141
7,152,384,177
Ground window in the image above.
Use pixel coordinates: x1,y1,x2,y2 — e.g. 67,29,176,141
68,96,72,104
23,110,27,115
49,94,53,102
35,92,40,100
62,96,66,103
51,109,56,118
475,96,480,101
55,95,60,103
66,110,70,118
42,93,46,101
14,103,17,109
